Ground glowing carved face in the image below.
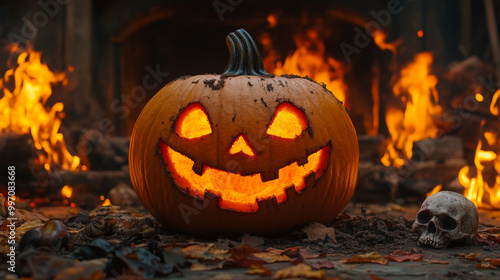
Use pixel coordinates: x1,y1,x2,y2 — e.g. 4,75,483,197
159,102,330,213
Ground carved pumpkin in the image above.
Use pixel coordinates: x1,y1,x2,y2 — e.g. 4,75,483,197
129,29,358,235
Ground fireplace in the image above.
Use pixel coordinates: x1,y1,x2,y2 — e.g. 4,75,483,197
1,0,500,278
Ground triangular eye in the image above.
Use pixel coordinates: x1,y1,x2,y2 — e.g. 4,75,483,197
175,103,212,139
266,103,307,139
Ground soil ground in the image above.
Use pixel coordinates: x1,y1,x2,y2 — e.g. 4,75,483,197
1,201,499,280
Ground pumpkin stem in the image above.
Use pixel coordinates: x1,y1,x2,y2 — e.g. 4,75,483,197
223,29,269,76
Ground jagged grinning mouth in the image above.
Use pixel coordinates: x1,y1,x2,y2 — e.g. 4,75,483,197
159,140,330,212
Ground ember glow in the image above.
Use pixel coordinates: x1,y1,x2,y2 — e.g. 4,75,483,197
0,46,82,172
459,89,500,209
261,28,347,102
381,53,442,167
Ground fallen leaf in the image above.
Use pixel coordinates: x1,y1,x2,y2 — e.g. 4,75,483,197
385,250,424,262
253,252,291,263
190,261,224,271
16,219,45,237
18,250,73,280
301,222,336,242
291,257,334,269
247,264,272,276
107,246,175,278
424,259,449,264
15,209,50,222
475,263,498,270
273,263,324,279
340,252,388,265
181,243,230,261
283,247,323,259
216,238,241,250
241,233,264,248
266,247,285,255
54,258,107,280
459,253,481,261
490,258,500,266
225,245,265,267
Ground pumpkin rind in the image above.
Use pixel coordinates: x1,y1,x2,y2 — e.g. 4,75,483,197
129,29,358,235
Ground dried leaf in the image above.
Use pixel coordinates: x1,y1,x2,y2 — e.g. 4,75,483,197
247,264,272,276
266,247,285,255
14,209,49,222
301,222,336,242
216,238,241,249
190,261,224,271
424,259,449,264
459,253,481,261
253,252,291,263
181,243,230,261
71,239,114,260
241,233,264,247
16,219,45,237
489,258,500,266
54,259,107,280
225,245,265,267
475,263,498,270
385,250,424,262
283,247,323,259
107,246,175,278
273,263,324,279
340,252,388,265
291,257,334,269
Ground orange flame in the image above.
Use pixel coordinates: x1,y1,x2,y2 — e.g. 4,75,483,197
102,198,112,206
459,90,500,209
261,28,347,103
426,184,442,198
61,185,73,198
381,53,442,167
0,46,82,172
373,31,398,54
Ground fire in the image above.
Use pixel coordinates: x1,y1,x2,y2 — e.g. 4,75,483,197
426,184,442,198
381,53,442,167
459,89,500,209
373,31,397,54
260,28,347,102
0,45,82,172
61,185,73,198
102,198,112,206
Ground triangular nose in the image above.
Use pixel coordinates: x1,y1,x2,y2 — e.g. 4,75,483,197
229,134,255,157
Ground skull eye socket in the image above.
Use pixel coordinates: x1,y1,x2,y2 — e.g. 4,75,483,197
175,103,212,139
417,210,432,224
440,216,457,230
266,103,307,139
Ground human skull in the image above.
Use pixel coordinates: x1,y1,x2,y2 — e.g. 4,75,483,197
412,191,478,249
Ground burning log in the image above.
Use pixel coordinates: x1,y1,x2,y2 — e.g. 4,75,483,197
48,169,131,196
358,134,386,162
411,136,464,161
355,162,398,203
83,134,130,171
0,133,38,178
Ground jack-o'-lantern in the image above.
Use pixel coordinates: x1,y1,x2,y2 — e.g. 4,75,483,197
129,29,358,235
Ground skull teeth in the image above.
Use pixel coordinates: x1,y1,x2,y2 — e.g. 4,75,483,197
418,235,447,249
